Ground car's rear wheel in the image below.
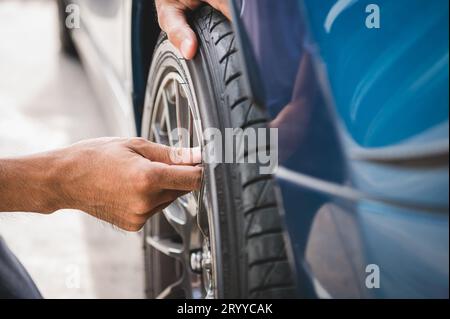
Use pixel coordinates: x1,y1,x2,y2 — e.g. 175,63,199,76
141,6,297,299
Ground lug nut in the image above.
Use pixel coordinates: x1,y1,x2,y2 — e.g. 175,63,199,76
190,250,203,273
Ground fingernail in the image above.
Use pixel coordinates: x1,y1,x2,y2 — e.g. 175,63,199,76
181,38,193,59
192,147,202,163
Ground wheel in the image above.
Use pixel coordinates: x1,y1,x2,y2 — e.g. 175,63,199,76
56,0,78,57
141,6,297,299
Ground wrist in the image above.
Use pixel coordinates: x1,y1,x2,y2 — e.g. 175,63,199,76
23,147,90,214
45,145,93,213
38,151,67,213
23,151,66,213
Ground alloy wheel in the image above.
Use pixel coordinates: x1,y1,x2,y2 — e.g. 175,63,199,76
144,70,216,299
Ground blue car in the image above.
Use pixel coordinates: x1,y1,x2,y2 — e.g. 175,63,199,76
236,0,449,299
60,0,449,298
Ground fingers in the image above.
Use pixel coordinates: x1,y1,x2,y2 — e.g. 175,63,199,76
111,190,188,232
168,146,202,164
156,0,199,59
155,0,231,60
155,163,203,191
129,138,201,165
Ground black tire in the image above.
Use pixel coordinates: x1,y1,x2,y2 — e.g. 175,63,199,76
56,0,78,57
143,6,297,299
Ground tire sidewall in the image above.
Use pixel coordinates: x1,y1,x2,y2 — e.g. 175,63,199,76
142,37,246,299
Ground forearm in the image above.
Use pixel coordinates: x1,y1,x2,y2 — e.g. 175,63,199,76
0,152,63,213
0,138,201,231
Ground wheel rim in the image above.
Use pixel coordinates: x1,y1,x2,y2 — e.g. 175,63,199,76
144,70,216,299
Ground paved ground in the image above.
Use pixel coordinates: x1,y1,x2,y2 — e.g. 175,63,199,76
0,0,144,298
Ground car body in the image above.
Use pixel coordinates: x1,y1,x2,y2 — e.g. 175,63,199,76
65,0,449,298
63,0,157,137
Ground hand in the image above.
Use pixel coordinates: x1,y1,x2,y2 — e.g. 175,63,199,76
54,138,202,231
155,0,231,59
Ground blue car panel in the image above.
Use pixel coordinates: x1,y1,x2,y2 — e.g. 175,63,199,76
304,0,449,148
234,0,449,298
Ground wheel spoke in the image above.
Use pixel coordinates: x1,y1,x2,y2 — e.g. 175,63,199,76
152,123,167,144
156,279,185,299
146,235,183,259
175,83,191,148
163,204,187,236
159,103,167,134
161,93,172,146
178,193,199,218
161,89,177,146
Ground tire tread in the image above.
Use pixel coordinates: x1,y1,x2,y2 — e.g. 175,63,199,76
195,6,296,299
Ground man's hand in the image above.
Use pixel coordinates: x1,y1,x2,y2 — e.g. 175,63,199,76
0,138,202,232
155,0,231,59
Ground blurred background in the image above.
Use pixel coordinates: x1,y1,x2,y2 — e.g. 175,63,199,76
0,0,144,298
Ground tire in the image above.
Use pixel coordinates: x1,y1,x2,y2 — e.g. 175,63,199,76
56,0,78,57
142,6,297,299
